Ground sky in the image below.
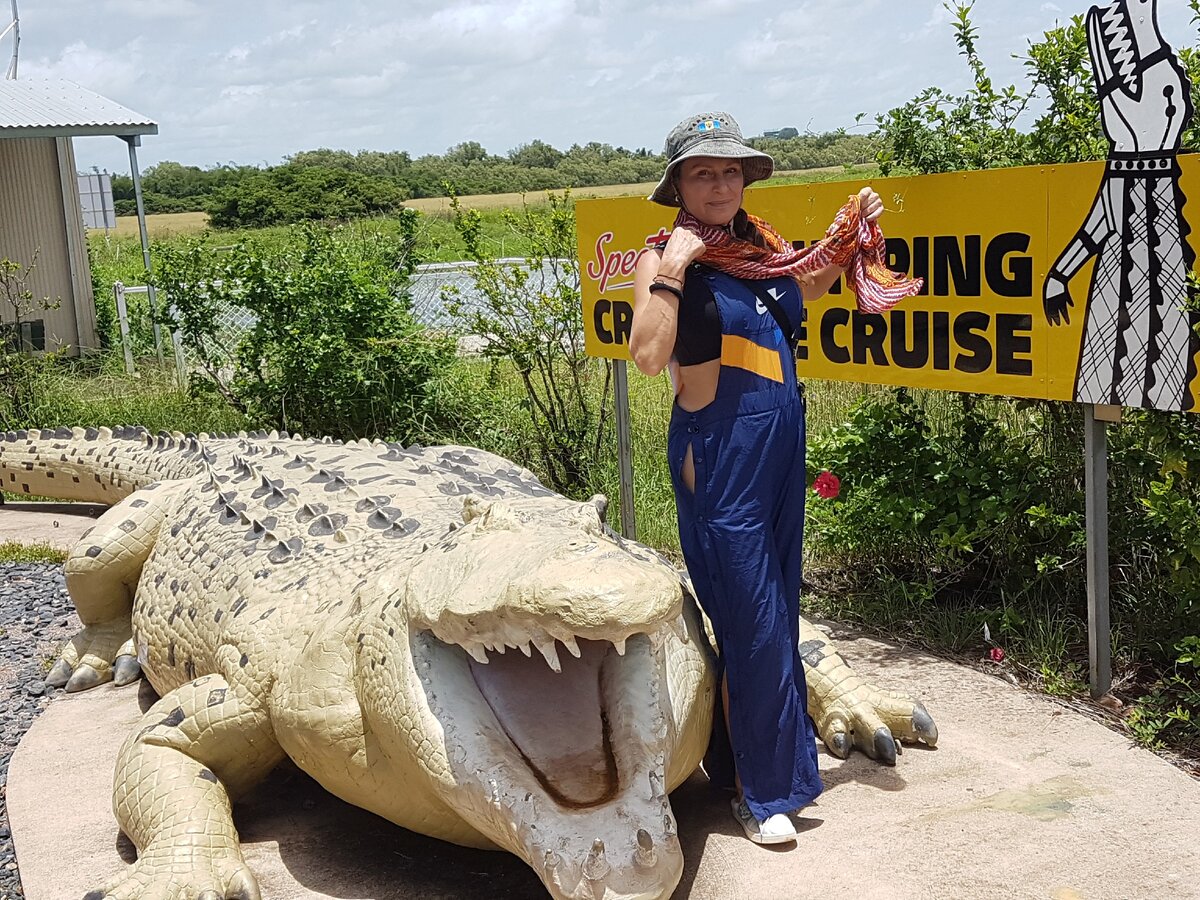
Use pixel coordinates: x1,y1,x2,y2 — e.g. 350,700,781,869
15,0,1199,176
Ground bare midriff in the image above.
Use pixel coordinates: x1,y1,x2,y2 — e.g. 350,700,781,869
674,360,722,495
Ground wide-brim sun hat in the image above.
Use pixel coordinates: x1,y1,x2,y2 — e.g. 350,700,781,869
648,111,775,207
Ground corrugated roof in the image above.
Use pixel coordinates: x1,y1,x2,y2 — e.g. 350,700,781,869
0,79,156,139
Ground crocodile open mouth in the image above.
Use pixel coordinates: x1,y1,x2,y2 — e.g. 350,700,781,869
468,638,620,808
408,622,687,900
414,625,671,815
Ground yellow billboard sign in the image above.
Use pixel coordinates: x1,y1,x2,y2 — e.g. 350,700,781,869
576,157,1200,411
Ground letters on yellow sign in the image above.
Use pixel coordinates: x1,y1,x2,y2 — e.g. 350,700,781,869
575,158,1200,411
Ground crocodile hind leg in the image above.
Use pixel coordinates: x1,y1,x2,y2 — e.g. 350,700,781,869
47,480,187,692
85,667,285,900
799,619,939,765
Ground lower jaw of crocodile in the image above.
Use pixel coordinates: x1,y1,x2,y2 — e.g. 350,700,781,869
414,628,684,900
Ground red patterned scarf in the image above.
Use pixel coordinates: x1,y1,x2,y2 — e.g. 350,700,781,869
675,196,923,313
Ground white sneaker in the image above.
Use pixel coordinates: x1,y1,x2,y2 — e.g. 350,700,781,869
731,798,797,845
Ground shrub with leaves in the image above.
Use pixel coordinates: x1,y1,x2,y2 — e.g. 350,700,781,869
156,214,459,442
0,250,65,428
806,390,1088,618
446,190,613,501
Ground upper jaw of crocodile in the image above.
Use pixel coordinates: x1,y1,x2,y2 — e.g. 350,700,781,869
395,498,690,898
404,497,688,668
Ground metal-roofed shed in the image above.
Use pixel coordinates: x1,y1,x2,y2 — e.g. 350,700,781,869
0,78,157,355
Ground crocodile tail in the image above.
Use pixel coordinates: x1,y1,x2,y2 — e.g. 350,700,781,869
0,426,208,504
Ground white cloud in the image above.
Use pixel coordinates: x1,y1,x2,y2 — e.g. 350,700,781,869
22,41,148,97
14,0,1190,174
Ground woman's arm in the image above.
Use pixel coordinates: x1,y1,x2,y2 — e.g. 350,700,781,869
630,228,706,376
797,264,844,302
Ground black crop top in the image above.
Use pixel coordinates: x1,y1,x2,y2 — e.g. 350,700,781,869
674,265,722,366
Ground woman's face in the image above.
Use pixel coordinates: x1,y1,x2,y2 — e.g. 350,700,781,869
674,156,744,226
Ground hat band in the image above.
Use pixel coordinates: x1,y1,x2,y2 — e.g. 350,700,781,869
669,133,746,163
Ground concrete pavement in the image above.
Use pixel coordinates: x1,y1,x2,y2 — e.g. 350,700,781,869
0,500,106,551
7,623,1200,900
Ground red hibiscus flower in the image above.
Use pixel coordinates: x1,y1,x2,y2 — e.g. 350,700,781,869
813,471,840,499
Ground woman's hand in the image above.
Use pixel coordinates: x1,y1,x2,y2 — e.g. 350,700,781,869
660,226,707,275
857,186,884,223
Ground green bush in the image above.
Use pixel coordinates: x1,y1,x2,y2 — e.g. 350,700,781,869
871,1,1200,175
805,388,1200,752
206,166,408,229
446,190,614,503
156,216,460,442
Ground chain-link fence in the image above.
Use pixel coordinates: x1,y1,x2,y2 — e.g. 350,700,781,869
112,260,565,382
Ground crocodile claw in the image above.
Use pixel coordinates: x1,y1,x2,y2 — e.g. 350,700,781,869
828,731,852,759
871,727,898,766
912,703,939,747
46,658,73,688
66,664,104,693
112,655,142,686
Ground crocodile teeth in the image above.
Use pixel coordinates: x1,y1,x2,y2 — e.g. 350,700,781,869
534,638,561,673
560,635,581,658
582,839,610,882
634,830,657,869
518,641,532,657
612,637,626,656
464,642,489,665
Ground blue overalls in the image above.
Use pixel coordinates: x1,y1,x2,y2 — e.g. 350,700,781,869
668,266,823,821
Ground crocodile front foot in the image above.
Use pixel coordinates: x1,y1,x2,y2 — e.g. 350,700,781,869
83,838,260,900
800,624,938,765
46,621,141,692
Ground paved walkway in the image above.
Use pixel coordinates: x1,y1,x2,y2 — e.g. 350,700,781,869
7,621,1200,899
0,500,106,551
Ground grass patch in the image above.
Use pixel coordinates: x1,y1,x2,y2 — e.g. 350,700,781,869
0,541,67,564
10,358,251,435
111,211,209,238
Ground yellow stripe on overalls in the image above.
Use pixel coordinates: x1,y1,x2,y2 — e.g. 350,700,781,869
720,335,784,383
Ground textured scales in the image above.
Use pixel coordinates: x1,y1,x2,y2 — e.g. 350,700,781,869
0,427,937,900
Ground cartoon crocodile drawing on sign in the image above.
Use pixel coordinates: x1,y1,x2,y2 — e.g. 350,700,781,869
0,427,936,900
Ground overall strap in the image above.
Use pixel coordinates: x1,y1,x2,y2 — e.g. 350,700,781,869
744,279,805,398
744,280,799,350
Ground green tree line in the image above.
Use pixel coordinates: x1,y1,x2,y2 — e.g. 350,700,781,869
108,130,877,226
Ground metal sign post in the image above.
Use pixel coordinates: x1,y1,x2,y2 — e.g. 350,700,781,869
1084,404,1114,698
613,359,637,540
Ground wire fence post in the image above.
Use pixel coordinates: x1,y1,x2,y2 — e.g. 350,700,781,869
168,301,187,391
113,281,135,375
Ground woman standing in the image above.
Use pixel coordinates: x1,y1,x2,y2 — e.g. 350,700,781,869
630,112,919,844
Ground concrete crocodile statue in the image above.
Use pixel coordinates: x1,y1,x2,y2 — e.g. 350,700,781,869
0,426,937,900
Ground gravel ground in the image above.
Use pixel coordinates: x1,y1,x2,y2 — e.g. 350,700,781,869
0,562,80,900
